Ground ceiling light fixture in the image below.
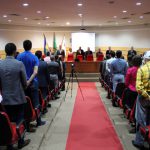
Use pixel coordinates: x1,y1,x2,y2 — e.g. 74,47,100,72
3,15,7,18
115,22,119,25
113,16,117,18
45,16,49,19
77,3,83,6
122,10,127,13
37,10,41,14
139,16,144,19
38,22,41,24
8,20,12,22
22,3,29,7
78,13,82,17
136,2,142,6
128,20,132,23
24,17,28,20
46,23,50,26
66,22,70,25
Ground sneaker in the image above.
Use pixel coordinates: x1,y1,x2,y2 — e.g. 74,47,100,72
18,139,31,149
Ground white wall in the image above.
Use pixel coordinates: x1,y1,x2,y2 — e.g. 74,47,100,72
0,25,150,50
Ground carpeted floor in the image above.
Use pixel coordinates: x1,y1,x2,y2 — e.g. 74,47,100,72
65,82,123,150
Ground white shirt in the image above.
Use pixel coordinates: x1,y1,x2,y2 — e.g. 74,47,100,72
106,57,116,73
44,56,51,63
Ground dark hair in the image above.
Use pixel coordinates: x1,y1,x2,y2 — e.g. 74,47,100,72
23,40,32,51
132,55,142,67
35,50,42,59
110,51,115,57
46,51,50,56
5,43,16,56
105,54,111,60
55,55,58,60
116,50,122,58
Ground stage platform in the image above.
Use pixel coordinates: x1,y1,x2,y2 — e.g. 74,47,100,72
66,61,100,73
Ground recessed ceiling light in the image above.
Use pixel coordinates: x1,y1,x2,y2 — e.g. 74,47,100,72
136,2,142,6
139,16,144,19
128,20,132,23
77,3,83,6
46,24,50,26
22,3,29,7
45,16,49,19
122,10,127,13
3,15,7,18
24,17,28,20
8,20,12,22
99,24,102,26
115,22,119,25
37,10,41,14
38,22,41,24
66,22,70,25
78,14,82,17
113,16,117,18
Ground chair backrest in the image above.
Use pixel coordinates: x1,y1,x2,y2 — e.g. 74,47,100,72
97,54,104,61
24,96,36,122
38,89,46,111
0,112,12,145
87,55,93,61
67,54,74,62
77,55,83,62
115,83,126,98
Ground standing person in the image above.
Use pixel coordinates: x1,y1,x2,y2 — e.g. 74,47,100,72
132,51,150,149
0,43,30,149
106,46,112,57
127,46,137,57
76,46,85,60
56,45,65,59
110,50,127,92
17,40,46,127
44,51,51,63
35,50,50,99
85,47,93,60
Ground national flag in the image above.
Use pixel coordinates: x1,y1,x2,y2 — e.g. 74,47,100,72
43,34,49,55
61,35,66,54
53,32,57,52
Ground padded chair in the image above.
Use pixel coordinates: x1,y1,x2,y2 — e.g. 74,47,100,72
96,54,104,61
112,83,126,107
77,55,83,62
24,96,39,123
67,53,74,62
0,112,25,146
86,55,93,61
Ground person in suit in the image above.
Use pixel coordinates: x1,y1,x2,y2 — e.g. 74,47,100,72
55,45,65,59
17,40,46,127
76,46,85,60
127,46,137,57
105,46,112,57
85,47,93,60
0,43,30,149
47,55,60,99
35,50,50,99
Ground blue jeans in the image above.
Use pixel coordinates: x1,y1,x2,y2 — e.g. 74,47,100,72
135,94,150,145
112,74,124,92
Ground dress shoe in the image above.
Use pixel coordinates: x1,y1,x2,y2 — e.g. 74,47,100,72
18,139,30,149
37,120,46,127
132,140,145,149
47,103,51,108
129,127,136,134
55,96,60,100
27,127,36,133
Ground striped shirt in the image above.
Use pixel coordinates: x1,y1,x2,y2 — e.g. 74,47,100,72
136,61,150,98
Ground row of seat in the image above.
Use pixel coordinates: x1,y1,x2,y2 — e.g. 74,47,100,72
67,54,104,62
0,79,65,148
99,76,150,148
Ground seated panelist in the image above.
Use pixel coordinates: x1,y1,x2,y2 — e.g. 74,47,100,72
85,47,93,60
76,46,85,59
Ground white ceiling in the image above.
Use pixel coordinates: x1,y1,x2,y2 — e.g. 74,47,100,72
0,0,150,28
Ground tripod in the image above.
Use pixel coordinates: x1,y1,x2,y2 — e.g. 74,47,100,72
64,64,84,101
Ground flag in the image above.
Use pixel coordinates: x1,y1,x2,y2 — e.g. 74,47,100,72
43,34,49,55
61,35,66,54
53,32,57,52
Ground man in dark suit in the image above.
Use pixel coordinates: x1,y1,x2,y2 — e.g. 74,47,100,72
47,55,60,99
76,46,85,60
127,46,137,57
55,45,65,59
105,46,112,57
0,43,30,149
85,47,93,60
35,50,50,99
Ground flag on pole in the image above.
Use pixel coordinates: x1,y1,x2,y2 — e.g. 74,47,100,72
43,34,49,55
53,32,57,52
61,35,66,54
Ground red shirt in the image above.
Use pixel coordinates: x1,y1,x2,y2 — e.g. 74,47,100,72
125,66,139,92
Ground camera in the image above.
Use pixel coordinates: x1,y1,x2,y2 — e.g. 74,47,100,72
71,63,74,68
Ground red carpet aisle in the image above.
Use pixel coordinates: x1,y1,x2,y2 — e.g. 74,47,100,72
65,82,123,150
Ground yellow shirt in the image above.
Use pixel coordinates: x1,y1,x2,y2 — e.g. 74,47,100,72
136,61,150,98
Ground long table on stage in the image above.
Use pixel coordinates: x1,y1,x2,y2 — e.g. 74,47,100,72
66,61,100,73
